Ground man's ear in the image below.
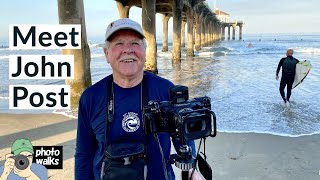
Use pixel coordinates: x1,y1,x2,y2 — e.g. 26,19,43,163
103,48,110,64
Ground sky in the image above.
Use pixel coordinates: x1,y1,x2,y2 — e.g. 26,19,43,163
0,0,319,44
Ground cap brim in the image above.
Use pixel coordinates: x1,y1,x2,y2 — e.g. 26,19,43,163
13,147,34,156
106,27,145,41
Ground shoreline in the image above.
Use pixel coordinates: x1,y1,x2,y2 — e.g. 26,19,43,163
0,110,319,138
1,113,320,179
219,130,320,138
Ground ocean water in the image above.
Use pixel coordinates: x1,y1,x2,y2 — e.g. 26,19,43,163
1,33,319,137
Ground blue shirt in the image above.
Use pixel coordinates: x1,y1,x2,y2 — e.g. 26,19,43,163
75,72,195,180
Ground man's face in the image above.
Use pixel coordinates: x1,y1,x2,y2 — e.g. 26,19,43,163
286,50,293,56
104,30,146,79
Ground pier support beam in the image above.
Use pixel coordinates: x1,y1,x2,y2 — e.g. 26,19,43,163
208,23,211,45
195,13,201,51
212,23,215,42
193,25,196,46
213,23,218,42
201,17,205,47
214,23,218,42
227,26,231,40
210,23,212,45
58,0,91,108
206,18,210,46
142,0,157,73
210,22,214,44
232,24,236,40
239,24,243,40
212,23,216,42
208,22,211,45
222,25,225,40
172,0,183,64
221,25,223,40
205,19,208,46
217,24,222,41
181,21,186,47
215,23,219,42
162,14,170,52
116,1,130,18
208,19,211,45
186,7,194,57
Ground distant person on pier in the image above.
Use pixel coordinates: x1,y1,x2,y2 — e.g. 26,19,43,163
75,18,201,180
276,49,299,105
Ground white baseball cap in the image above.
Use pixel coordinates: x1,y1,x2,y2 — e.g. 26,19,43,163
105,18,145,41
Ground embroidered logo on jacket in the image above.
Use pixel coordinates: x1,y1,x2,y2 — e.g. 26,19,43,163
122,112,140,132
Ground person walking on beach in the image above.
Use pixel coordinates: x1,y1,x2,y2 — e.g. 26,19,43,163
276,49,299,105
75,18,201,180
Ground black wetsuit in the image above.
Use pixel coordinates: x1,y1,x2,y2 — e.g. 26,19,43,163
276,56,299,102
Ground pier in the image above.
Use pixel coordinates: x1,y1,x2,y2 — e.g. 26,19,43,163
215,8,244,40
222,21,244,40
57,0,244,108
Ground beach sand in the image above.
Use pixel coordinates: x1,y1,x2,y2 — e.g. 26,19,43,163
0,113,319,180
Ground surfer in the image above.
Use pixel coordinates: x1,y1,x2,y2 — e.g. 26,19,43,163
247,42,252,48
276,49,299,105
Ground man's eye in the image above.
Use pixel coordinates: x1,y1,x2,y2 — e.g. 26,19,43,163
132,42,140,45
115,42,123,46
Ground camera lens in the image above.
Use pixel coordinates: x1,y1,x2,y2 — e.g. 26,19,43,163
186,120,203,133
19,160,25,165
14,155,30,170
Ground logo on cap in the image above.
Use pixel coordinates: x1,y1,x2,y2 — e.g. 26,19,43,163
105,18,145,41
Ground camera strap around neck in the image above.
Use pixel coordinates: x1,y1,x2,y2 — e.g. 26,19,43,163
104,73,148,150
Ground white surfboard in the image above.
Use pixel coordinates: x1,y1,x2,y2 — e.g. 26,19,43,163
292,60,311,89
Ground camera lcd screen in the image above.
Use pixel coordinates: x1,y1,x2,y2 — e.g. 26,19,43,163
177,97,186,103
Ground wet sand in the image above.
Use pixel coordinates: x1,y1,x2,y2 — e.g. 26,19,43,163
0,113,319,180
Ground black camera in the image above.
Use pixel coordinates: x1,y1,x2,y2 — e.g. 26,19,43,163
143,85,216,143
12,154,30,170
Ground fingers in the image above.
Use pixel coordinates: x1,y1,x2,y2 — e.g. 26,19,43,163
4,159,15,170
14,166,34,178
13,166,21,175
2,154,15,175
4,153,15,167
5,153,15,168
5,153,14,160
189,169,202,180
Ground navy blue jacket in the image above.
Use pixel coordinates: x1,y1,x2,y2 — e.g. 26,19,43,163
75,71,195,180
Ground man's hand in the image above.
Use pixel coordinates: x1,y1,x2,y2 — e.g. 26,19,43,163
14,167,40,180
13,163,39,180
276,75,279,80
13,154,40,180
189,169,202,180
0,154,15,180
